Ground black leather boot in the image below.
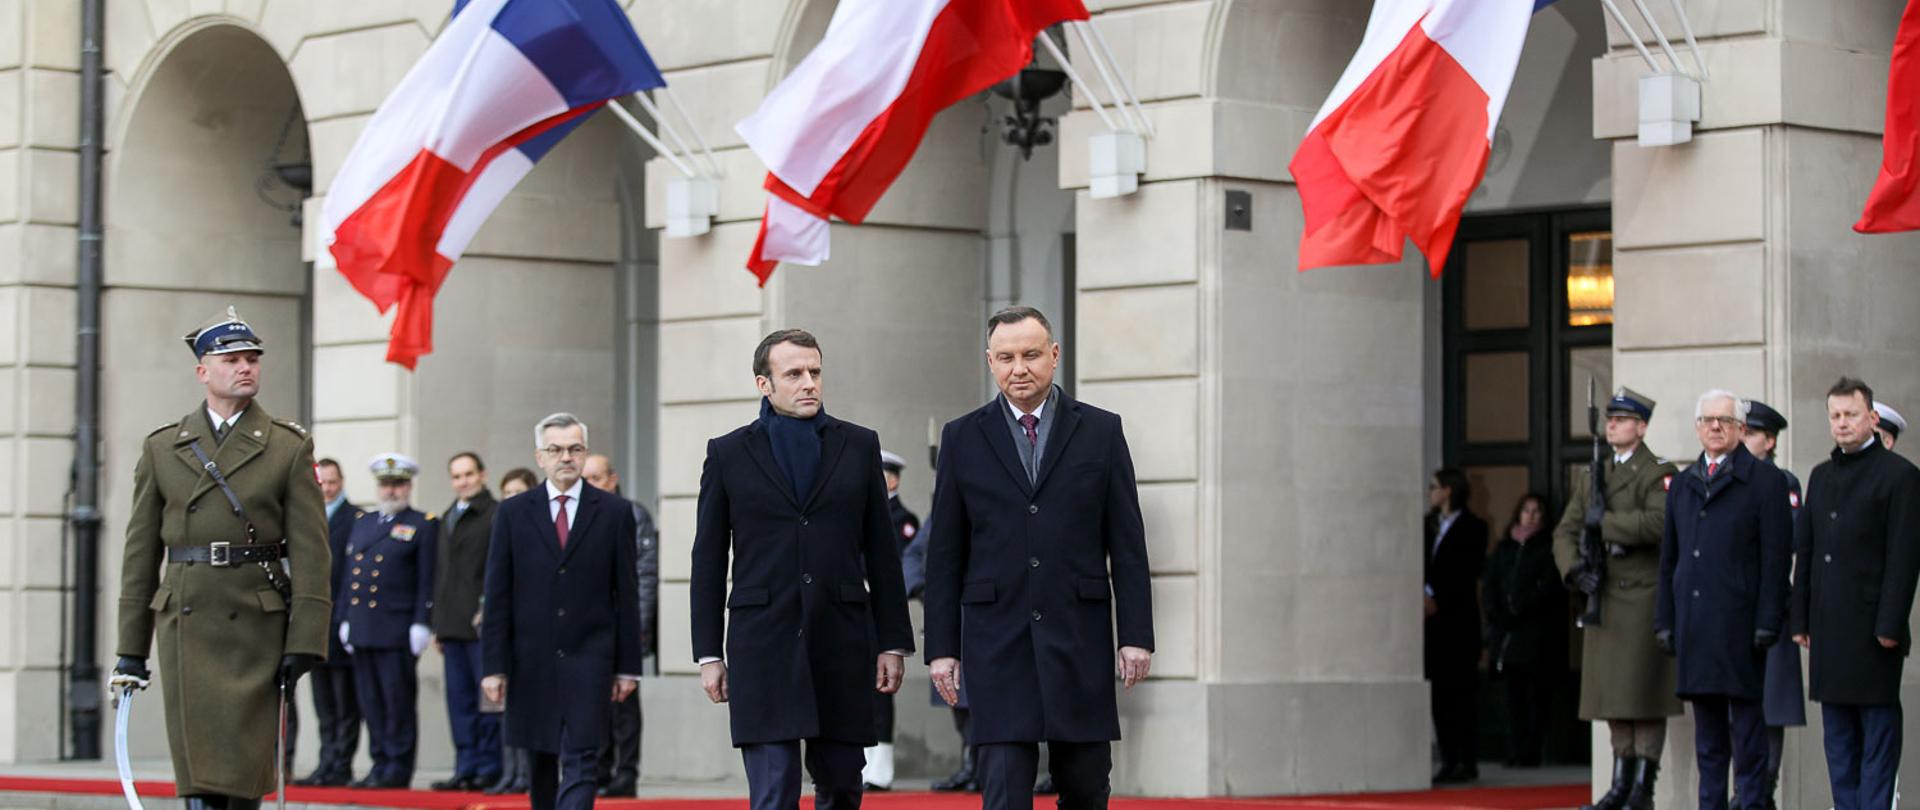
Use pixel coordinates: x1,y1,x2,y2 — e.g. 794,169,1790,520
226,798,262,810
1582,756,1636,810
1625,757,1659,810
930,746,977,792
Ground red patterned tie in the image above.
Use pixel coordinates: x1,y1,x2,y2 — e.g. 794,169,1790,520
1707,461,1719,479
1019,414,1039,447
554,494,570,549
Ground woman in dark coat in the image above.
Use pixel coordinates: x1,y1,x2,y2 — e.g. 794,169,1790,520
1483,492,1566,768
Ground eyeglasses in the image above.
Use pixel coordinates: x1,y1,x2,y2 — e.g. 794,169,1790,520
540,444,588,458
1695,416,1742,429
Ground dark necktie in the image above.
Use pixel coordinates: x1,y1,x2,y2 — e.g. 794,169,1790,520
214,420,230,444
1019,414,1039,447
553,494,571,548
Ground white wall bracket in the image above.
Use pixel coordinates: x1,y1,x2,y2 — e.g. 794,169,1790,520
1599,0,1711,147
1035,21,1152,198
665,176,718,238
610,87,724,238
1089,130,1145,199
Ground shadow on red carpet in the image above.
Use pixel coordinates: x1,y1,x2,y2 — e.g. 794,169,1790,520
0,775,1586,810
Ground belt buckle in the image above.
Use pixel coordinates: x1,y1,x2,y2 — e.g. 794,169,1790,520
209,541,231,567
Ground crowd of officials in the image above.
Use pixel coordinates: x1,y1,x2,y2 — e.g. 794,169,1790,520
110,304,1156,810
1422,382,1919,810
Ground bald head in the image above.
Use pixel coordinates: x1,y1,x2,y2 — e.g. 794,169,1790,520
582,454,619,494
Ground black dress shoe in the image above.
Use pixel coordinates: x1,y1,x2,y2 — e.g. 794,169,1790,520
507,777,532,794
430,775,475,791
1433,764,1466,784
599,776,637,797
863,782,891,792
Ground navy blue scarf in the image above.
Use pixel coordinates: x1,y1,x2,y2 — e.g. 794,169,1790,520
760,397,824,502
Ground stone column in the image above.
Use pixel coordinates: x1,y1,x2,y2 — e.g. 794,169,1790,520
1595,1,1920,807
1057,0,1430,795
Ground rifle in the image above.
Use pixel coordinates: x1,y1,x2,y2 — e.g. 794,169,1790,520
1576,378,1607,628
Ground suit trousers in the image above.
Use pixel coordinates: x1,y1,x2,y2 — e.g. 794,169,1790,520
596,691,642,785
978,741,1110,810
309,664,360,778
352,647,418,782
529,728,599,810
741,739,864,810
442,639,502,779
1430,669,1479,770
1822,702,1903,810
1691,695,1767,810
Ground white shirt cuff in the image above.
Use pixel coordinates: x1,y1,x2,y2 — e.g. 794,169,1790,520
696,656,722,665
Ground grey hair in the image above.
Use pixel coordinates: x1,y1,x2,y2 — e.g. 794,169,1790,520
534,412,590,449
1695,390,1749,422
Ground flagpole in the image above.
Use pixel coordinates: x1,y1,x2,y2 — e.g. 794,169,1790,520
1663,0,1710,80
1597,0,1664,74
660,87,725,177
633,91,704,177
1068,22,1142,135
607,101,697,179
1079,20,1154,138
1036,34,1121,131
1627,0,1692,78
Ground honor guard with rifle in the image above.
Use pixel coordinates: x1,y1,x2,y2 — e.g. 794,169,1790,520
111,308,332,810
1553,386,1680,810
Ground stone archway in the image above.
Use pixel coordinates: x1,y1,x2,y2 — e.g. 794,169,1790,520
101,19,311,759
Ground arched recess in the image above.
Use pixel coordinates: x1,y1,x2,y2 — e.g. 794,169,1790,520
99,18,311,758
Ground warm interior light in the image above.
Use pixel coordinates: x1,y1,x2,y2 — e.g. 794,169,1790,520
1566,231,1614,326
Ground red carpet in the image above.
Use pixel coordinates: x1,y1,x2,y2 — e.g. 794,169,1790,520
0,775,1587,810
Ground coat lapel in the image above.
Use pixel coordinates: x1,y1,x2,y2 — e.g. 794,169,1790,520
801,418,849,511
1031,392,1082,494
745,423,802,510
561,486,604,564
528,489,563,560
975,401,1034,498
185,404,269,506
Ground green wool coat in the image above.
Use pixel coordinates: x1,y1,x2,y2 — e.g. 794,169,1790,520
1552,444,1683,721
116,402,332,798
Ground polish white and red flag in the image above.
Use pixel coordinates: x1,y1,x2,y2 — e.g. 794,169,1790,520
1290,0,1556,276
322,0,664,368
737,0,1088,286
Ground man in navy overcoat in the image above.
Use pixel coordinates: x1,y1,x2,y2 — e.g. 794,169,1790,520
1657,391,1791,810
925,306,1155,810
689,329,914,810
481,413,642,810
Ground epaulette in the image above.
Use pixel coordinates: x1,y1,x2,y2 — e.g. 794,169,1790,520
1656,456,1671,465
272,418,309,437
354,510,365,519
147,421,180,438
426,512,438,521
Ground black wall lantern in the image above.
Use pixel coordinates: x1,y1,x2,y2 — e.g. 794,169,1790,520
990,66,1067,160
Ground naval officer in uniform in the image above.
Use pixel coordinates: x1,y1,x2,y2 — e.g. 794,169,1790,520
112,308,332,810
338,454,438,788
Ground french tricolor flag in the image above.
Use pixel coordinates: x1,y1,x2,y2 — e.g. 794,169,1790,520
322,0,664,368
736,0,1088,286
1290,0,1555,277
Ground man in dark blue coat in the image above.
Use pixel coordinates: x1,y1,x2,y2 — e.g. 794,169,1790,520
689,329,914,810
1790,378,1920,810
481,413,642,810
296,458,363,787
925,306,1155,810
1656,391,1792,810
338,453,439,788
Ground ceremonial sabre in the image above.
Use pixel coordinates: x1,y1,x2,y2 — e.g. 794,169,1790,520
113,685,145,810
276,678,289,810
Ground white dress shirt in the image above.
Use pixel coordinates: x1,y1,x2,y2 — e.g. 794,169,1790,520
1006,396,1047,422
546,478,583,525
206,404,247,435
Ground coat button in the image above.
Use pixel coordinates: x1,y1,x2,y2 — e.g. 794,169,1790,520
351,598,360,606
369,585,378,594
353,568,362,575
1825,554,1833,563
802,574,813,584
355,554,364,561
557,608,566,617
558,567,566,575
371,570,380,578
1698,511,1707,518
181,606,193,616
369,601,378,608
1030,557,1040,568
556,649,565,658
1692,590,1700,598
1032,610,1042,621
1693,550,1700,558
351,583,360,591
1028,505,1039,515
187,505,198,513
801,517,810,526
1830,512,1839,520
375,555,385,563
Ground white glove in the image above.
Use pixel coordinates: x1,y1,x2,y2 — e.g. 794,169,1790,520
409,624,432,657
107,671,149,692
339,622,354,655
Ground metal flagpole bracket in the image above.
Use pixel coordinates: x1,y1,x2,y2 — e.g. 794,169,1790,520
611,93,721,238
1600,0,1708,147
1038,21,1150,200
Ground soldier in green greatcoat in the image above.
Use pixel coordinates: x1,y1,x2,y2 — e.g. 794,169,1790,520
111,308,332,810
1552,388,1682,810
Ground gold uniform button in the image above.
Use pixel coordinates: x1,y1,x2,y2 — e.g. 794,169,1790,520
369,601,378,608
355,554,364,561
353,568,362,575
351,583,360,591
375,555,385,562
372,570,381,578
369,585,379,594
350,597,360,606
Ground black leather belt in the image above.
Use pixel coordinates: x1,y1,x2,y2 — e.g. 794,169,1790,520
169,542,285,566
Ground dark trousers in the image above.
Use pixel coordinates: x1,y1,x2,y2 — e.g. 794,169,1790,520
978,741,1110,810
1692,695,1767,810
1821,702,1903,810
443,639,502,780
530,730,599,810
872,691,895,743
1502,663,1555,766
309,663,360,778
1431,670,1479,770
741,739,864,810
352,647,418,782
596,691,641,785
